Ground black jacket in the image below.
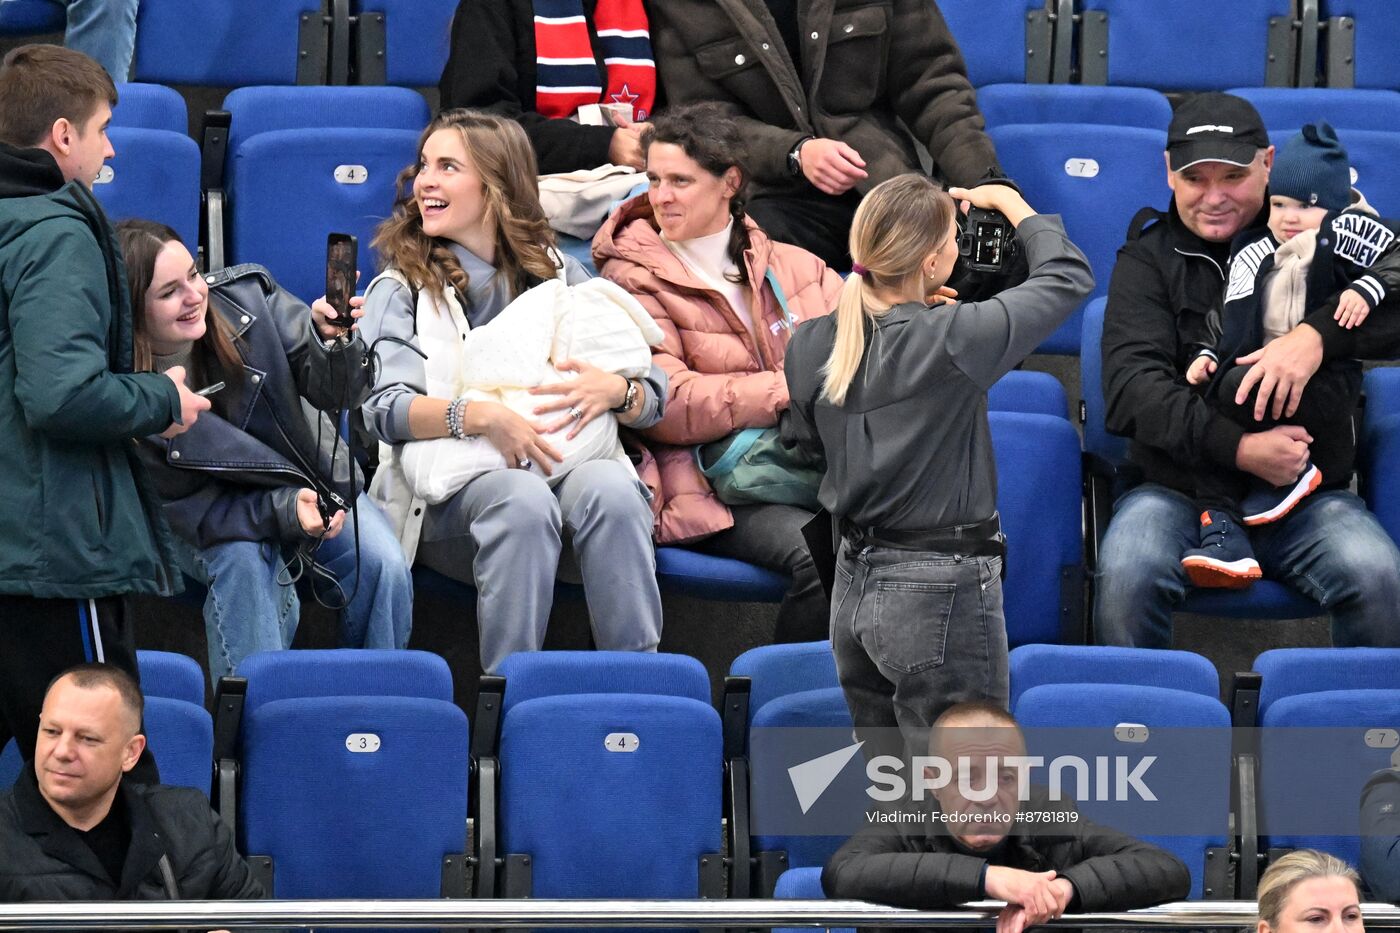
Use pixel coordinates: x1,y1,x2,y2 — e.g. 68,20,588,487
439,0,652,174
135,264,367,550
1361,769,1400,903
0,768,264,901
649,0,1001,194
822,790,1190,911
1102,201,1400,494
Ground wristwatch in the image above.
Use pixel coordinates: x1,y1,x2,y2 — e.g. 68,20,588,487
611,378,639,413
787,136,814,177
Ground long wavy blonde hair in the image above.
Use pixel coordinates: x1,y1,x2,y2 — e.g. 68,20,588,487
821,174,957,406
372,108,558,302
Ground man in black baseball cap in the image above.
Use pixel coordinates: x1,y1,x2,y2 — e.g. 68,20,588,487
1166,92,1272,172
1094,90,1400,652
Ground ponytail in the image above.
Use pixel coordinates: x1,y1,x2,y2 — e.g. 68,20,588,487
821,275,870,405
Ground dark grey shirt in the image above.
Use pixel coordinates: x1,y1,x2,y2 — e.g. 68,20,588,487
783,214,1093,530
360,243,665,443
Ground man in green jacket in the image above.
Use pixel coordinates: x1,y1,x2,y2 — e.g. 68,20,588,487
0,45,209,783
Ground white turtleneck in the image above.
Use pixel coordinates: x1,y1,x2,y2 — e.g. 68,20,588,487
661,218,757,339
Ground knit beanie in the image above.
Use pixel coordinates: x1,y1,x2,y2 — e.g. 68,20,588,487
1270,122,1351,211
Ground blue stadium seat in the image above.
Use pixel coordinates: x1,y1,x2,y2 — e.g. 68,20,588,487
988,124,1168,354
134,0,328,86
1008,645,1219,711
113,83,189,133
654,547,789,601
1266,127,1400,217
773,868,852,933
1361,368,1400,545
0,739,20,787
95,128,200,248
137,650,206,707
1077,0,1295,90
237,649,454,711
989,370,1069,419
730,642,839,730
1079,295,1325,621
747,687,856,884
555,234,598,275
989,411,1084,645
1253,647,1400,720
496,651,710,716
217,86,429,297
1227,87,1400,132
240,694,470,896
0,0,62,33
1364,366,1400,428
1014,683,1233,899
222,85,429,164
142,696,214,795
1258,688,1400,868
978,85,1173,131
497,692,723,898
936,0,1055,87
1318,0,1400,90
226,126,418,302
351,0,458,87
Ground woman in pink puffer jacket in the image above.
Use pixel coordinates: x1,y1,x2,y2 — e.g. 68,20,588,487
594,102,844,643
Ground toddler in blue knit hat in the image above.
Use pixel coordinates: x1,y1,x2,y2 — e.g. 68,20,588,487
1175,122,1400,588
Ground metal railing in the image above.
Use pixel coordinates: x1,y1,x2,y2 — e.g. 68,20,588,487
2,900,1400,930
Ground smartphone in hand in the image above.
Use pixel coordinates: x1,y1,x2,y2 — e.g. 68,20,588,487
325,233,357,329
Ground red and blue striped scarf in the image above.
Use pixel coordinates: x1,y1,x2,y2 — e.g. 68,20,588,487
534,0,655,122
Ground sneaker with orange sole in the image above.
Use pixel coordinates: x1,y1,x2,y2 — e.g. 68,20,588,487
1181,509,1263,589
1242,463,1322,526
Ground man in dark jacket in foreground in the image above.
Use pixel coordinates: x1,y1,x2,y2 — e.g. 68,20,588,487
823,703,1189,933
0,665,263,902
0,45,209,782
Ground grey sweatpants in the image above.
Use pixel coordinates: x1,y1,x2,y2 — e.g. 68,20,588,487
417,459,663,672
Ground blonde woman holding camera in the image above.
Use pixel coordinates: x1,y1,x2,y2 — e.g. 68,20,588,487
784,175,1093,739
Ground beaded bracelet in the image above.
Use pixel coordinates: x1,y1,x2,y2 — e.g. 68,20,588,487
445,396,470,440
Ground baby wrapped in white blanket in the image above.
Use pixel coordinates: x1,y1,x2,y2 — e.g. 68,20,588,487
401,275,664,503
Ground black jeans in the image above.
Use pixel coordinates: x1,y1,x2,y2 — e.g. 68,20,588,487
693,503,830,643
830,541,1009,763
747,190,862,270
0,595,159,784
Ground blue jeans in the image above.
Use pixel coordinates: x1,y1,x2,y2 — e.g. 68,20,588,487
1095,484,1400,648
184,493,414,682
21,0,140,80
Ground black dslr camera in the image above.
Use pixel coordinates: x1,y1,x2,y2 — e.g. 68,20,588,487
957,207,1019,274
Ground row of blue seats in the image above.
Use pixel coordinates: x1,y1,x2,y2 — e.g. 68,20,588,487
8,645,1395,903
955,0,1399,91
7,0,1396,92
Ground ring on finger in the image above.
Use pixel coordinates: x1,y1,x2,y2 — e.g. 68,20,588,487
568,406,583,421
517,457,532,470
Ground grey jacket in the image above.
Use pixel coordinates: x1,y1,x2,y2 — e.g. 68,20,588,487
784,214,1093,530
136,264,366,550
649,0,1002,194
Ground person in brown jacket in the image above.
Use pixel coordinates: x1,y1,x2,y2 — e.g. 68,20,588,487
594,102,843,643
647,0,1009,269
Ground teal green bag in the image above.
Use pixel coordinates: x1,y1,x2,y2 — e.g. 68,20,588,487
696,270,823,511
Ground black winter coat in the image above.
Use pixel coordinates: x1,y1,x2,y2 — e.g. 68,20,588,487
1102,201,1400,494
822,790,1190,911
135,264,367,550
649,0,1001,194
0,769,264,902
